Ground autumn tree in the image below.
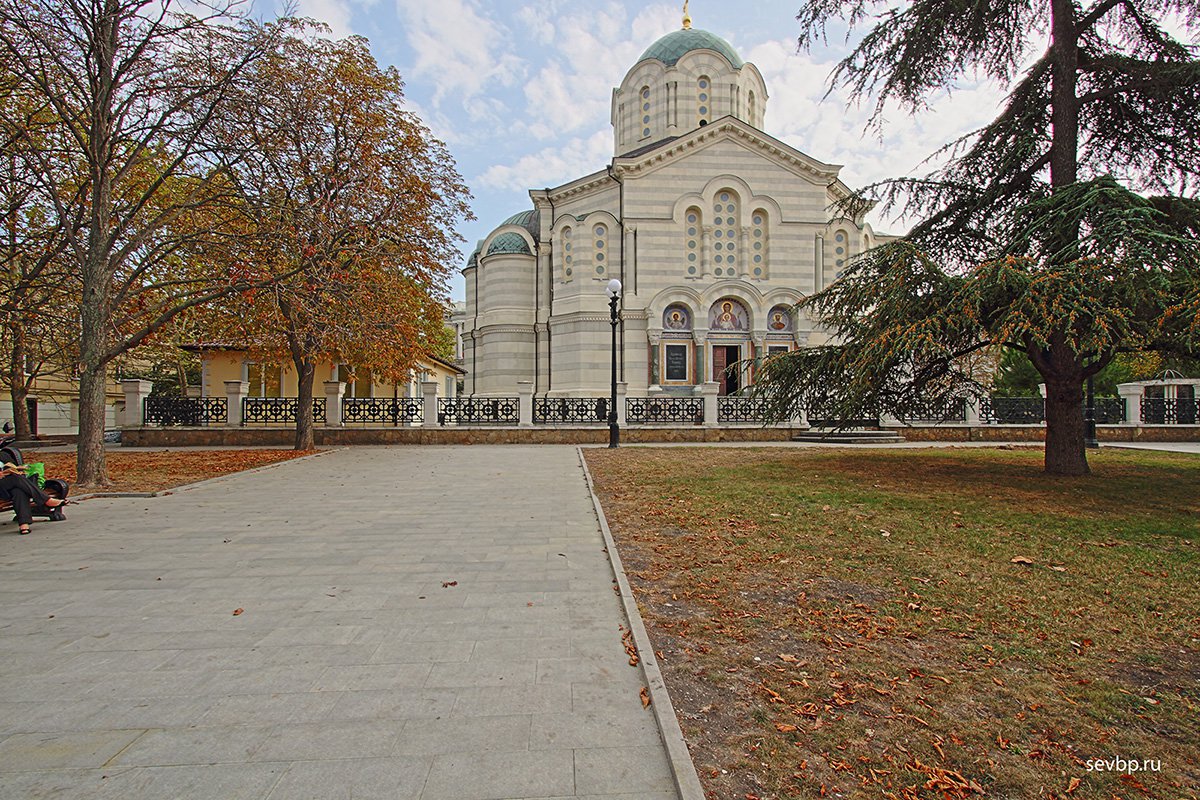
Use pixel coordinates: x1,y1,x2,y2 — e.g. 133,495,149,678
754,0,1200,474
209,25,470,450
0,0,278,485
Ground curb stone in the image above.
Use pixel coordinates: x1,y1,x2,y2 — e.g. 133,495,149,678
577,446,707,800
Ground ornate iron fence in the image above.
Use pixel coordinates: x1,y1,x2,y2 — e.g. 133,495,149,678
438,396,520,425
143,396,227,426
533,397,609,424
979,396,1044,424
342,397,423,426
718,395,775,423
242,397,327,425
626,396,704,425
894,397,969,424
1142,397,1198,425
1092,397,1127,424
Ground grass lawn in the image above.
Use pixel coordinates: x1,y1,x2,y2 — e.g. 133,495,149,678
22,449,317,493
585,447,1200,800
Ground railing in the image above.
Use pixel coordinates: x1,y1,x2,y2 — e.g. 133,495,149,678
242,397,327,425
718,395,775,423
895,397,968,424
1142,397,1198,425
1092,397,1127,425
980,396,1045,424
342,397,423,426
144,396,227,426
533,397,609,424
626,396,704,425
438,396,520,425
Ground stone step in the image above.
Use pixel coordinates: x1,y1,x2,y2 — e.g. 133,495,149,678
792,430,906,444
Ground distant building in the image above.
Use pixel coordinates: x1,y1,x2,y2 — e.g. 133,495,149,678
461,11,891,397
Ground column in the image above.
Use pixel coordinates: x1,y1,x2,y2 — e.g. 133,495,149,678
421,380,439,428
964,395,982,426
517,381,534,427
119,379,152,427
616,382,628,426
693,334,706,385
698,381,719,427
224,380,248,428
1117,382,1142,426
323,381,345,427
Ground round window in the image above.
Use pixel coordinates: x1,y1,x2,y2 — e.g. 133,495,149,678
699,93,708,102
714,268,723,276
714,230,723,238
720,192,729,202
699,106,708,115
597,240,605,248
687,265,697,274
753,215,763,225
753,255,762,263
726,204,735,212
715,255,723,264
753,267,762,276
687,253,697,262
643,115,650,124
754,241,762,250
836,246,844,255
687,213,697,223
727,242,735,251
642,102,649,111
565,267,572,276
597,265,605,273
597,252,605,262
565,255,572,263
641,88,650,99
595,226,605,236
835,232,846,242
699,79,708,89
643,127,650,137
754,230,762,238
687,227,696,236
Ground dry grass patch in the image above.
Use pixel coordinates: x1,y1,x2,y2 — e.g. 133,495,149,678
25,449,317,493
585,446,1200,800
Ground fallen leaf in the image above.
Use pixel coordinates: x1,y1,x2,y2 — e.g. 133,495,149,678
441,581,458,588
779,654,800,663
1010,556,1035,565
775,723,798,733
1066,776,1081,794
640,687,651,708
1050,565,1067,572
232,608,244,616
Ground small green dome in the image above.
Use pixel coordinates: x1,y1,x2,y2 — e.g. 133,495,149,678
639,28,743,68
486,232,532,256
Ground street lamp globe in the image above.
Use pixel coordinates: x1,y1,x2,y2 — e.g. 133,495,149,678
606,278,622,299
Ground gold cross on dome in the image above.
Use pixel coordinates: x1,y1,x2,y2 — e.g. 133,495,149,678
683,0,692,29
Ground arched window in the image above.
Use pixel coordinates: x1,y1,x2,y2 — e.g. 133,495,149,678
640,86,652,139
834,228,850,279
684,206,702,277
697,76,710,125
711,190,739,278
750,208,768,279
559,226,573,281
594,223,608,276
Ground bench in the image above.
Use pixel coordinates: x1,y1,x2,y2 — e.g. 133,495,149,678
1,478,70,522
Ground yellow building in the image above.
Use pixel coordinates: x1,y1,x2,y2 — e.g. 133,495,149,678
188,346,464,403
0,368,122,437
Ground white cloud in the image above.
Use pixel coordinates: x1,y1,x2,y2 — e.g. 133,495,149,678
476,130,613,191
746,37,1010,231
393,0,528,104
294,0,356,38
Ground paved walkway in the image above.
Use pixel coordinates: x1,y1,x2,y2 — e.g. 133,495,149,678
0,446,677,800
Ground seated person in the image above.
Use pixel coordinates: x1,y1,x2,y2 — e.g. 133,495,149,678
0,462,66,535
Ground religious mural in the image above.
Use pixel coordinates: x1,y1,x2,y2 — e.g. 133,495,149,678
709,298,749,331
663,304,692,331
767,304,793,332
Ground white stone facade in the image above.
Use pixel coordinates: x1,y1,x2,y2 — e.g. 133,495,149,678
461,23,886,397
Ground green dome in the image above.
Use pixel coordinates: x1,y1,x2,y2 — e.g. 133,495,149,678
501,209,540,240
486,232,532,256
639,28,743,68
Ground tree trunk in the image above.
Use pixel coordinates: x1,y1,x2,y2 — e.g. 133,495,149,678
294,358,316,451
76,366,110,486
1043,377,1088,475
8,325,32,440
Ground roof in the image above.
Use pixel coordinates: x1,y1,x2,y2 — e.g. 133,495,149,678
485,231,533,256
500,209,541,240
638,28,744,68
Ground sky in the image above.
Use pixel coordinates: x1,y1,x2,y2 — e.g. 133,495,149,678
279,0,1014,300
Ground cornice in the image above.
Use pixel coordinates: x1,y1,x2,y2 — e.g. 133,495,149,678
612,119,841,184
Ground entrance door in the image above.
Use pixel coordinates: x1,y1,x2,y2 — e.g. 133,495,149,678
712,345,741,395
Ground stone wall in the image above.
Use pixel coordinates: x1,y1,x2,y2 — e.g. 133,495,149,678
120,423,1200,447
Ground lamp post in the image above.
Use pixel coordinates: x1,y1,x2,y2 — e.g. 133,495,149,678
606,278,622,448
1084,374,1099,448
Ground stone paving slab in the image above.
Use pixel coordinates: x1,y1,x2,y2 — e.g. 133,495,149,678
0,446,679,800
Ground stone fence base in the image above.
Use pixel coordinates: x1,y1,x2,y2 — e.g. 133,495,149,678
119,423,1200,447
887,425,1200,442
120,426,809,447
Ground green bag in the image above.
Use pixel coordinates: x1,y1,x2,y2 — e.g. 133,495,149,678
24,462,45,489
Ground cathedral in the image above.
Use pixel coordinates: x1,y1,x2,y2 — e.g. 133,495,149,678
460,9,888,397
